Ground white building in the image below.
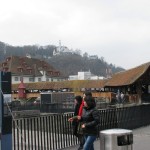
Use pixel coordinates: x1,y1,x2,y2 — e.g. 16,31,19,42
69,71,105,80
53,40,77,56
68,75,78,80
78,71,91,80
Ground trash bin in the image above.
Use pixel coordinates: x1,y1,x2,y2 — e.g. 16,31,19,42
100,129,133,150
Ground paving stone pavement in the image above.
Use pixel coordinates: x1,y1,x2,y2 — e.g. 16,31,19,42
65,125,150,150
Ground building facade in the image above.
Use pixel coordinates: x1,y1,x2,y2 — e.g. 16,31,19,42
0,56,67,83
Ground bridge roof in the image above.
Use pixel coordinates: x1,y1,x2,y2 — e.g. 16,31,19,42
105,62,150,86
12,79,107,91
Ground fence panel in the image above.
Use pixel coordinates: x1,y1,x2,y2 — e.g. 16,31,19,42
13,104,150,150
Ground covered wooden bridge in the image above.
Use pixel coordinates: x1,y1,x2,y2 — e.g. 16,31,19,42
12,62,150,104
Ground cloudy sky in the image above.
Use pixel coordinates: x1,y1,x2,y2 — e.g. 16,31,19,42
0,0,150,69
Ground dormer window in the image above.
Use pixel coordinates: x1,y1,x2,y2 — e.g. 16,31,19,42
54,71,60,76
48,71,53,75
6,57,11,62
2,62,7,67
27,67,32,74
17,66,23,72
3,67,8,72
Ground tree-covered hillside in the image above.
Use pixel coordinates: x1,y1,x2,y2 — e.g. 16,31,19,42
0,41,124,77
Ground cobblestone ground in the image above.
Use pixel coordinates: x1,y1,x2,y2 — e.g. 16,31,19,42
65,125,150,150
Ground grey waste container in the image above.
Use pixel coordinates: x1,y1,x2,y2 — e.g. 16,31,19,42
100,129,133,150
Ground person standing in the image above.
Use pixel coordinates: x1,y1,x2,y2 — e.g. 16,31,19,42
71,95,84,149
69,91,93,150
77,96,100,150
116,89,121,104
77,91,93,149
120,92,125,103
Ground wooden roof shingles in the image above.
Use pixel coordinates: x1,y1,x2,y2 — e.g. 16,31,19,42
105,62,150,87
12,80,106,91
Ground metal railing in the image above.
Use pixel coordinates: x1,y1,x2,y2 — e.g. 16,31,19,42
12,104,150,150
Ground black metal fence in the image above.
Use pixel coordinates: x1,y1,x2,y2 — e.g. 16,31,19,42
12,104,150,150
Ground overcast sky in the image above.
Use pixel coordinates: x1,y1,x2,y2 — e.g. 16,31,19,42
0,0,150,69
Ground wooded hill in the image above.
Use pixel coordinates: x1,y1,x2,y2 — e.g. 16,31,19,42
0,41,124,77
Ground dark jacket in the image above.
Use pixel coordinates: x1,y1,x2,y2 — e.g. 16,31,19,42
81,107,100,136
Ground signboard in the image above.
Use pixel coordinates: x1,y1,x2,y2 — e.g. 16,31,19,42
0,72,12,150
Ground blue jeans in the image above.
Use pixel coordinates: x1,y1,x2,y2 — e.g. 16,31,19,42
83,135,96,150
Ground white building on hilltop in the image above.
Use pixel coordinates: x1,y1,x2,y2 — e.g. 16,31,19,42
53,40,78,56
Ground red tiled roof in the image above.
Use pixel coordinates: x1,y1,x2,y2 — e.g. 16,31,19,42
0,56,63,77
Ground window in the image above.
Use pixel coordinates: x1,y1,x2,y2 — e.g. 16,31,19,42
46,78,49,81
15,77,19,81
29,78,35,82
38,78,41,82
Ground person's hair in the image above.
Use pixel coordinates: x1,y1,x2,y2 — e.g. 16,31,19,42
83,91,92,97
75,95,82,105
84,96,95,108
